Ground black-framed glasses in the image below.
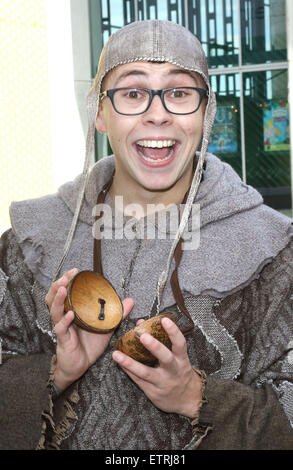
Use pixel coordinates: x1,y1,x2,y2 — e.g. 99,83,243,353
99,86,207,115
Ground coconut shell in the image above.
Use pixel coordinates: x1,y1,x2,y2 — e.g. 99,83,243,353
115,313,176,365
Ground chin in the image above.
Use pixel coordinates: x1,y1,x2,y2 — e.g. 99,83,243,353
138,176,178,193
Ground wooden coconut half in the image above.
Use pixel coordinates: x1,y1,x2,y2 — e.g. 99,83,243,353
64,271,123,333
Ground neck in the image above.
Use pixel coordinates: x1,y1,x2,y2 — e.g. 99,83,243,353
109,166,194,217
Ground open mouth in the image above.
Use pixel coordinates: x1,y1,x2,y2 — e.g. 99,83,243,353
135,139,176,164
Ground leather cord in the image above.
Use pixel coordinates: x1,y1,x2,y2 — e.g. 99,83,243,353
170,237,194,334
93,175,114,275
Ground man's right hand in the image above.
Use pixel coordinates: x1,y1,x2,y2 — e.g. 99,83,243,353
45,268,134,392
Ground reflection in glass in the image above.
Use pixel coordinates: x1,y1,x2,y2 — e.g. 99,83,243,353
241,0,287,65
244,69,290,210
208,73,242,177
189,0,239,68
100,0,186,39
101,0,128,44
99,1,240,68
137,0,185,24
99,0,287,68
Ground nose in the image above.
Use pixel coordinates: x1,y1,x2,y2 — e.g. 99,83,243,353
142,95,172,126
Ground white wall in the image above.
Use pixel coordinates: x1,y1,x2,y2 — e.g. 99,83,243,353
45,0,88,190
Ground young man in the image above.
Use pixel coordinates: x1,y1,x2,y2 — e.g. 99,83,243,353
1,20,293,450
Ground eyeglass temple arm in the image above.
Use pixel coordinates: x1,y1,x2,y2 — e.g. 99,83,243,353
99,91,108,100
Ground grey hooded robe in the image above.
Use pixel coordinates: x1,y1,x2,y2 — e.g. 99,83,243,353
1,153,293,450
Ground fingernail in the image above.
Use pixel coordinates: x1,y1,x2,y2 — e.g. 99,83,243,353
141,333,151,345
162,317,172,327
58,287,66,297
113,351,123,362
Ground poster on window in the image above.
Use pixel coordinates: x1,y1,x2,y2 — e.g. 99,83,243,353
263,100,290,152
208,103,238,154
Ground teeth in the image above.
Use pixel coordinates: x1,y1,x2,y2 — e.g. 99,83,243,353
136,139,175,148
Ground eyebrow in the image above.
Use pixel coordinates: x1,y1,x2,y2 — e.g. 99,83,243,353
168,69,199,81
114,70,147,86
113,68,200,86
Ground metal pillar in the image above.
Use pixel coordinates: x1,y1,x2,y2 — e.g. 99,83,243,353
286,0,293,215
237,0,247,184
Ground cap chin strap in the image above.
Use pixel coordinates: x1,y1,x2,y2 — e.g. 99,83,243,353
53,93,98,281
156,136,208,314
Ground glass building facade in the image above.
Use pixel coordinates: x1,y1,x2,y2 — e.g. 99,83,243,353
89,0,290,211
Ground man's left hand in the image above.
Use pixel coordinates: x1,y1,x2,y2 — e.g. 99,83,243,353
112,317,203,418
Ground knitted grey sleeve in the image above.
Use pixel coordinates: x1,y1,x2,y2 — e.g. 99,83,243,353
193,239,293,449
0,229,54,449
0,229,55,355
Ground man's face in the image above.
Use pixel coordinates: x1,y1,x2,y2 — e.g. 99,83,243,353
96,61,206,199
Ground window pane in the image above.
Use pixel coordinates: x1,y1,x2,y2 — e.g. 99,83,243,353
137,1,186,25
101,0,128,44
98,1,240,69
244,69,290,210
188,0,239,69
241,0,287,65
100,0,186,32
208,73,242,177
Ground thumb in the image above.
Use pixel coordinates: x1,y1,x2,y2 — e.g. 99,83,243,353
122,298,134,320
